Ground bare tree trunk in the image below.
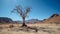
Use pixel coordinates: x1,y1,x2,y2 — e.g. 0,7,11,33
22,17,27,27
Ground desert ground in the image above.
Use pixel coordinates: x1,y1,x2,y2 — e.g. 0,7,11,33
0,23,60,34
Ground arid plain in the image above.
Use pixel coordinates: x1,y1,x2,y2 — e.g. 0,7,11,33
0,23,60,34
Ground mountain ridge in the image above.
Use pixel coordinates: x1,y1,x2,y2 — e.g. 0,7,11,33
0,14,60,24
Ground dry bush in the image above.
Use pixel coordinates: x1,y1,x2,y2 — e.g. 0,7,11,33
9,24,14,28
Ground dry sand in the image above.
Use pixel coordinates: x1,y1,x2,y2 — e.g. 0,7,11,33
0,23,60,34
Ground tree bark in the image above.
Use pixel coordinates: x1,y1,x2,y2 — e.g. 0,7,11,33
22,17,27,27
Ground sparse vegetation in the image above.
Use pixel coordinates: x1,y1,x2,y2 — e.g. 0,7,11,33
9,24,14,28
0,24,60,34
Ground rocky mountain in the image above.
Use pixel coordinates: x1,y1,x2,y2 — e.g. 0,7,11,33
43,14,60,24
26,19,42,23
0,17,13,23
0,17,41,24
14,19,42,24
0,14,60,24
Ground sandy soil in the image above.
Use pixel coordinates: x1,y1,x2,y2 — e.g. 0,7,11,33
0,24,60,34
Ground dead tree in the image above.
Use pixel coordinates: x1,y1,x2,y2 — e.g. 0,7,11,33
12,5,30,27
12,6,38,32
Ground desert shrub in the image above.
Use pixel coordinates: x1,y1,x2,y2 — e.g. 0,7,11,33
27,26,38,32
58,28,60,31
9,24,14,28
0,27,3,29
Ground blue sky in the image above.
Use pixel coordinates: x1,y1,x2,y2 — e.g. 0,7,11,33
0,0,60,21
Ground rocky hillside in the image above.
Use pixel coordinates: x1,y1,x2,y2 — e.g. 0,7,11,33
0,17,41,24
0,17,13,23
26,19,42,23
0,14,60,24
43,14,60,24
